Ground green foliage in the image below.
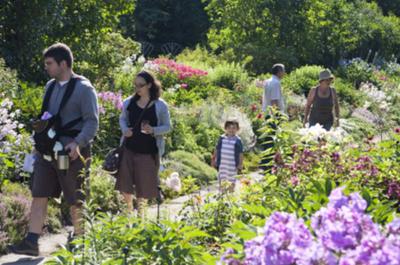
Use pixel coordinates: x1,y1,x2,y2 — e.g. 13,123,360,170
337,58,376,88
0,58,18,97
0,0,135,83
176,46,224,70
180,192,238,249
165,106,222,159
207,62,249,90
165,151,217,184
340,117,377,141
88,166,125,213
93,94,122,157
283,65,323,96
333,78,363,107
206,0,400,73
11,82,43,124
77,32,140,85
48,213,215,264
206,0,311,72
0,183,61,254
122,0,209,56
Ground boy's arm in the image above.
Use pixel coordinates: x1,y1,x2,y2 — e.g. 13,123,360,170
238,153,244,171
211,149,217,168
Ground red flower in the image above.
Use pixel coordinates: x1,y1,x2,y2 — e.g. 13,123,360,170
395,128,400,134
251,104,257,112
256,113,263,119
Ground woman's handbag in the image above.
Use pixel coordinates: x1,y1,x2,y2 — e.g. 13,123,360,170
102,145,124,175
102,100,152,175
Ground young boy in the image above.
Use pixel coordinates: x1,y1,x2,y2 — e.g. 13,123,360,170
212,119,244,192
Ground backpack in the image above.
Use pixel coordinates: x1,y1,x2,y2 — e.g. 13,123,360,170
31,77,82,158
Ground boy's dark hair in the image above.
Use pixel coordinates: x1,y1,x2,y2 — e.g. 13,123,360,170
43,43,73,68
271,63,285,75
224,120,240,129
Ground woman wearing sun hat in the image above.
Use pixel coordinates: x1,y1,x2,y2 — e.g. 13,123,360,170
303,69,340,130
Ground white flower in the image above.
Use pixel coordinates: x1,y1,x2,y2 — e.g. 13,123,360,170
121,57,133,73
325,127,347,143
298,123,326,142
165,172,181,192
143,61,160,72
137,55,146,64
359,82,388,108
298,124,346,143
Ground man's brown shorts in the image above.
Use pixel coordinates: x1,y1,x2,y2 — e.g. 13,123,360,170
31,147,91,205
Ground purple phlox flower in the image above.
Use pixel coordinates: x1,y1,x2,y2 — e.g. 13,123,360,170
297,241,337,265
243,212,313,264
327,187,349,209
218,248,242,265
331,152,340,163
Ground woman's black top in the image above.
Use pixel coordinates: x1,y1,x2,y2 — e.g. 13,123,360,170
125,100,158,154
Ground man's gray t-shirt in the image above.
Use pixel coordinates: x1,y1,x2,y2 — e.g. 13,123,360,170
45,74,99,147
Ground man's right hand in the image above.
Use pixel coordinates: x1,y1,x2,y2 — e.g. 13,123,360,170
124,128,133,138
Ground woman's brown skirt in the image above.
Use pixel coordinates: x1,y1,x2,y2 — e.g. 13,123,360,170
115,147,159,199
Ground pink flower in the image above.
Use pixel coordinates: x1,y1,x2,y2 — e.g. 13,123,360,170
395,128,400,134
290,175,300,186
251,104,257,112
181,83,188,89
149,58,207,79
274,152,284,166
99,106,105,114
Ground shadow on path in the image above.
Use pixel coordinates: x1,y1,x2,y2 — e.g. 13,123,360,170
2,256,45,265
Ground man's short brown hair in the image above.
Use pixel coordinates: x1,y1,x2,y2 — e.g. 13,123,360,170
43,43,73,68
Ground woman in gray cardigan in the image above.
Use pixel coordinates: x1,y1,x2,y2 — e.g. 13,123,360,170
117,70,171,218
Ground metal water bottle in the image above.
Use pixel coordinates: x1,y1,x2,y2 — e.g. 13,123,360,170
57,149,70,171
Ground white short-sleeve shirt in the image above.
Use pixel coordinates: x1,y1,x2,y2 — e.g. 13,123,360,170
262,75,285,113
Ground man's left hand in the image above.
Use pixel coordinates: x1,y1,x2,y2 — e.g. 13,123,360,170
65,141,80,161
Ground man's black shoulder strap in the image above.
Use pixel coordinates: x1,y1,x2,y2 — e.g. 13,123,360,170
58,77,79,115
40,80,57,115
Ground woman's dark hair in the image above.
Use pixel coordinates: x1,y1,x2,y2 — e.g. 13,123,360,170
133,70,161,101
43,43,73,68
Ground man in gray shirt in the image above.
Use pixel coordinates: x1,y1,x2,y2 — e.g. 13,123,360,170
10,43,99,256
